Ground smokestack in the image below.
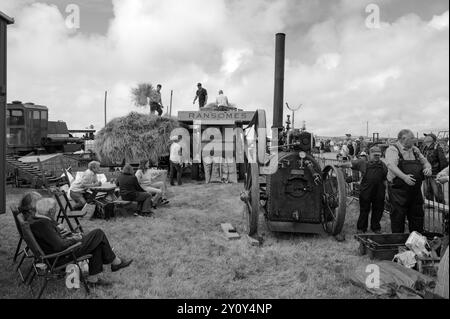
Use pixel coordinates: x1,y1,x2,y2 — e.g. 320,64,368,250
273,33,285,129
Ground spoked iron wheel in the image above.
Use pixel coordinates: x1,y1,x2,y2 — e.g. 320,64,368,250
240,160,260,236
240,110,267,236
322,165,347,236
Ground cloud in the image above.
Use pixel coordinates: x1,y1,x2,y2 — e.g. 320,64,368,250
429,10,449,30
4,0,449,137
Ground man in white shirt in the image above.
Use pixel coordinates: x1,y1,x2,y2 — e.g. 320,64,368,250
69,161,102,209
169,135,183,186
216,90,229,109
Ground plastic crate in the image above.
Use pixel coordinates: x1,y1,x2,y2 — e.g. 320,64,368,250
355,232,444,261
355,233,411,260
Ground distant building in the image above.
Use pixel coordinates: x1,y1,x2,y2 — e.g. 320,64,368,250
1,11,14,214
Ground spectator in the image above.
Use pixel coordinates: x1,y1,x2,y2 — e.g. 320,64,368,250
169,135,183,186
340,143,349,161
216,90,229,109
421,133,448,203
135,159,169,207
355,136,368,156
347,139,355,160
149,84,164,116
385,129,432,234
69,161,102,210
116,164,154,216
23,196,133,287
193,83,208,109
337,146,388,234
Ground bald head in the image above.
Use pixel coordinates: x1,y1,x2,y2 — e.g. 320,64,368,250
36,198,58,220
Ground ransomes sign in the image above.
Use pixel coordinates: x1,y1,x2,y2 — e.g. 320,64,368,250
178,111,255,124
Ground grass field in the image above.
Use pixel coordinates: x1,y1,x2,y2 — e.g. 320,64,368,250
0,182,392,299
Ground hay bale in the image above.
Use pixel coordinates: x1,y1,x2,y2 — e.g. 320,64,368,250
94,112,179,165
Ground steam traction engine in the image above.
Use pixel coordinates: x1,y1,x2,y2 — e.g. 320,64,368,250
240,34,347,236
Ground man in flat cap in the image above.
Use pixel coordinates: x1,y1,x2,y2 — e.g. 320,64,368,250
421,133,448,203
337,146,388,234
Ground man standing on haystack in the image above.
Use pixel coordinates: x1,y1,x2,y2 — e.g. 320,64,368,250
193,83,208,109
150,84,164,116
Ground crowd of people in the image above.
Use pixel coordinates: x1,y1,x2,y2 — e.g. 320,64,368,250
16,149,185,286
17,192,133,287
336,129,449,237
14,124,449,293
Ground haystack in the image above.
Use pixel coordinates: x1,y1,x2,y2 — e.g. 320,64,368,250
94,112,179,165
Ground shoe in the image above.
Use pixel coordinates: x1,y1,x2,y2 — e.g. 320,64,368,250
160,199,170,206
372,230,383,235
170,182,175,186
111,258,133,272
87,278,113,288
356,230,366,235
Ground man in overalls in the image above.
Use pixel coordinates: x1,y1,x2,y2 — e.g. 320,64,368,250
337,146,388,234
385,129,432,233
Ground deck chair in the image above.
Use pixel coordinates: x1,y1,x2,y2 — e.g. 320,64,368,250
10,206,35,284
52,189,87,233
17,213,91,299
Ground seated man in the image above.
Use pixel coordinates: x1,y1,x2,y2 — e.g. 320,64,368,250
135,159,169,207
116,164,154,216
69,161,102,210
23,196,133,287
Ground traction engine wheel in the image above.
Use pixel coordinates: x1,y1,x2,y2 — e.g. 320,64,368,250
322,165,347,236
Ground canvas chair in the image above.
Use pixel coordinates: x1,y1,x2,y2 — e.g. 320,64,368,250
52,189,87,233
10,206,35,284
16,213,91,299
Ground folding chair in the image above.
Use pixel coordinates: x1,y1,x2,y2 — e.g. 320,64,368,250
10,206,35,284
11,205,25,263
52,189,87,233
17,214,91,299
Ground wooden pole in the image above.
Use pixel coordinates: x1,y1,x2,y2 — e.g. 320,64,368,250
169,90,173,117
104,91,107,126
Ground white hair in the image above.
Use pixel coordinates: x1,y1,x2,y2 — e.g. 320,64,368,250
36,198,58,219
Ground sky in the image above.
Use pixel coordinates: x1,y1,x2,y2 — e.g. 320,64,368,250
1,0,449,137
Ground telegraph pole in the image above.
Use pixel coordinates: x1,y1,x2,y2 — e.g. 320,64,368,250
169,90,173,117
366,121,369,138
104,91,107,126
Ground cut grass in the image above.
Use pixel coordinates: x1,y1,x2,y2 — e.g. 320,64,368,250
0,183,391,299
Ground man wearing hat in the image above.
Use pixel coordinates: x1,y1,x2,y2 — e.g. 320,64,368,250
385,129,432,233
337,146,388,234
421,133,448,203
